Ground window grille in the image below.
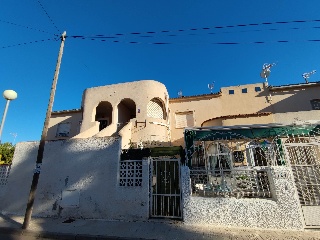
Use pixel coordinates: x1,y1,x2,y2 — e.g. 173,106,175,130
190,169,271,198
189,140,286,199
229,89,234,94
56,122,71,137
242,88,247,93
0,165,11,186
175,112,194,128
119,160,143,186
147,98,165,119
310,99,320,110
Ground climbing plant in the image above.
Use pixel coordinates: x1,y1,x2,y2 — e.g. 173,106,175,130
0,142,15,165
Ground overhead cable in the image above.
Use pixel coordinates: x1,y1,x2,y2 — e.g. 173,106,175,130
0,19,57,35
1,38,56,49
69,19,320,39
37,0,61,34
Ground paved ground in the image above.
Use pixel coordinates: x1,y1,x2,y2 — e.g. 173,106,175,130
0,215,319,240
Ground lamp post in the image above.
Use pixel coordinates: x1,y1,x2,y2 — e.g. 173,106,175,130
0,90,18,143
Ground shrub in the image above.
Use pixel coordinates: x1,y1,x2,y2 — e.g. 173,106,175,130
0,142,15,165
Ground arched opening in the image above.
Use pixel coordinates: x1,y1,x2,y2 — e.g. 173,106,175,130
95,101,113,131
147,98,166,120
117,98,136,130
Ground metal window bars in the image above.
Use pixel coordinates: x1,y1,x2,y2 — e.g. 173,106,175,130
190,168,272,198
0,165,11,187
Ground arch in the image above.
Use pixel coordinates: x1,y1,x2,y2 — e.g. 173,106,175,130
95,101,113,131
117,98,136,128
147,98,166,120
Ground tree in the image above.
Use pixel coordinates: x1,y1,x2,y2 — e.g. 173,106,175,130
0,142,15,165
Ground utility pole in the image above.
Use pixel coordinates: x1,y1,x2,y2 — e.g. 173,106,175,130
22,31,66,229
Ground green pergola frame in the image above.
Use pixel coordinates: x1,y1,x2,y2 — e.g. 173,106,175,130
184,123,320,166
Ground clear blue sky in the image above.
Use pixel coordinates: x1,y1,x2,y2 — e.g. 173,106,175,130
1,0,320,143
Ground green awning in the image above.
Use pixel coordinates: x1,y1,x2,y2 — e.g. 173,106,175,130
185,124,320,141
184,123,320,166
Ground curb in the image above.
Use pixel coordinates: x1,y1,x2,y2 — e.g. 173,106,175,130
0,227,153,240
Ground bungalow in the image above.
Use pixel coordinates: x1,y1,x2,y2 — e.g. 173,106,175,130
0,79,319,229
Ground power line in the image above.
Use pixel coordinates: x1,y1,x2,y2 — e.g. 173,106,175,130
37,0,61,34
68,19,320,39
1,38,56,49
68,35,320,46
0,19,56,35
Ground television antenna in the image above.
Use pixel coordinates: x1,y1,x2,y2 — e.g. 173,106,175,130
260,63,276,83
10,132,17,144
208,82,215,93
177,90,183,98
302,70,316,83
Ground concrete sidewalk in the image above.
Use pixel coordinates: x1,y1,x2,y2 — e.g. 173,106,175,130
0,215,319,240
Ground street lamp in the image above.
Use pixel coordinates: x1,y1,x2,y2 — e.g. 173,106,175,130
0,90,18,143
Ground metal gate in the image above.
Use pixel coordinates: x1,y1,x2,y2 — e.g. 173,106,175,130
285,140,320,228
150,158,182,219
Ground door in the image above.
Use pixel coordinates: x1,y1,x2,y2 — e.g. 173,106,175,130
150,158,182,219
285,140,320,228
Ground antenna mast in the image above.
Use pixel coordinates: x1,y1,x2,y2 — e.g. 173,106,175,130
260,63,275,83
302,70,316,83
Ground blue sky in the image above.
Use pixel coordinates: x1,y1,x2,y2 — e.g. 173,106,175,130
1,0,320,143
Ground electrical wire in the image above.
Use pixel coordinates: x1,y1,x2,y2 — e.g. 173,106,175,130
68,19,320,39
37,0,61,34
1,38,56,49
0,19,56,35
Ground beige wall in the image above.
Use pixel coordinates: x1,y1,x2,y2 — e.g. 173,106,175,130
202,114,274,127
268,84,320,114
79,80,170,145
169,83,270,146
47,111,82,140
47,81,320,148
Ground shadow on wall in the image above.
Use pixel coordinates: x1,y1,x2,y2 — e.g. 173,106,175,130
258,86,318,114
0,137,149,222
0,141,38,216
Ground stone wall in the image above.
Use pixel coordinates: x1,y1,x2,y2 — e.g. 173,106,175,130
181,166,305,230
0,137,149,221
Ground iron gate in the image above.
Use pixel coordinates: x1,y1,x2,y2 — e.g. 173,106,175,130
150,158,182,219
285,141,320,227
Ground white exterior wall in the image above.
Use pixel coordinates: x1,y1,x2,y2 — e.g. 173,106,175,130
181,166,304,230
0,138,150,221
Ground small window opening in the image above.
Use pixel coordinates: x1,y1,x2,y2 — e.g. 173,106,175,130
242,88,247,93
310,99,320,110
229,90,234,95
255,87,261,92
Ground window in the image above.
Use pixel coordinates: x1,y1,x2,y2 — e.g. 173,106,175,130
255,86,261,92
242,88,247,93
175,111,194,128
311,99,320,110
56,122,71,137
229,89,234,95
147,98,165,119
233,151,245,164
207,143,232,170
